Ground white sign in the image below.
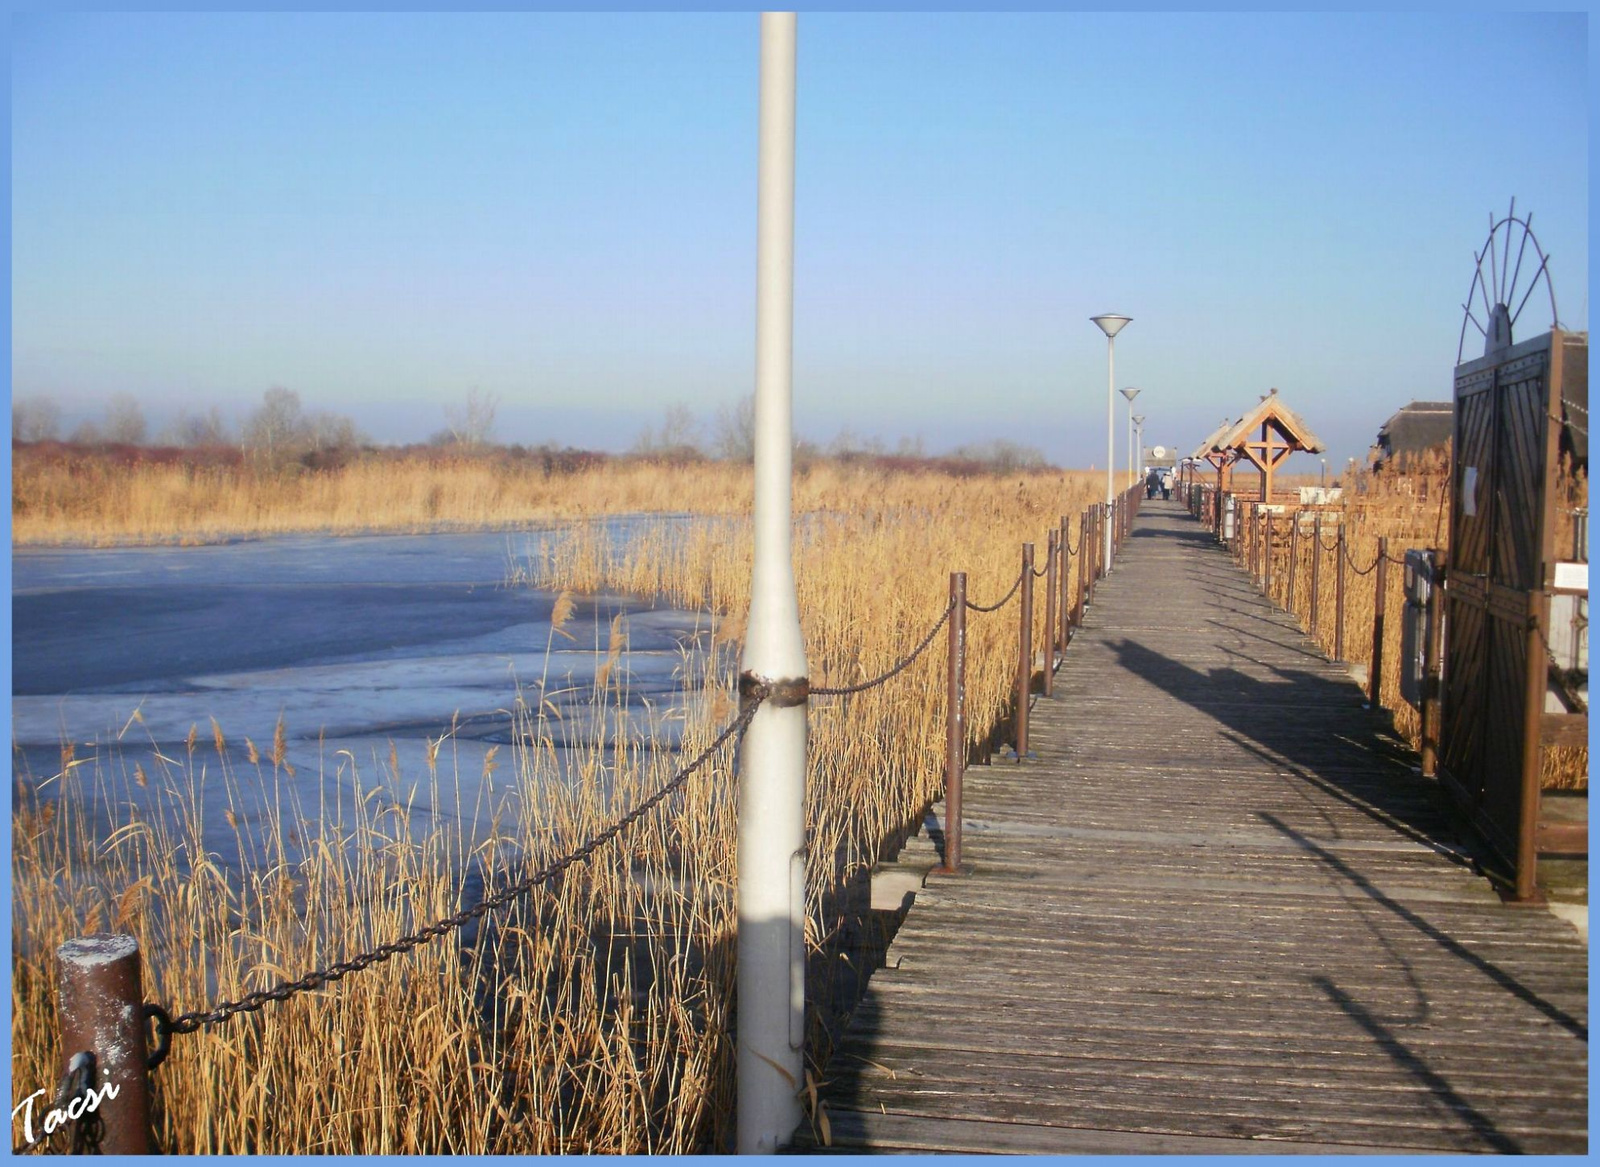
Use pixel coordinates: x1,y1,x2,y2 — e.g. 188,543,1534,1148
1554,561,1589,592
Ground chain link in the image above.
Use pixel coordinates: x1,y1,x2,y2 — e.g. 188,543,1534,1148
143,534,1068,1049
1345,545,1381,577
13,1052,102,1155
152,694,763,1040
965,567,1024,613
810,599,955,697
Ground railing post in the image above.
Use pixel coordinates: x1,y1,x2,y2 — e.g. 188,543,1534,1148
1091,506,1101,586
1264,510,1274,600
1057,514,1071,649
1075,509,1089,623
1334,524,1347,662
1311,514,1323,640
1287,512,1300,613
1251,506,1261,585
55,935,154,1154
1420,551,1447,777
1368,537,1389,708
1042,530,1058,696
941,572,967,872
1015,543,1034,760
1099,504,1107,580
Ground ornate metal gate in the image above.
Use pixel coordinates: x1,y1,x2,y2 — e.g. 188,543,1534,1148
1442,327,1587,899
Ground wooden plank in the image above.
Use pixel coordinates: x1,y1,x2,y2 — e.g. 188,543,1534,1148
1540,712,1590,749
791,1109,1439,1155
790,500,1590,1156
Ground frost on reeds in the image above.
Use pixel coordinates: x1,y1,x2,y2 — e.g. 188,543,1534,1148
12,648,746,1153
11,464,1108,1152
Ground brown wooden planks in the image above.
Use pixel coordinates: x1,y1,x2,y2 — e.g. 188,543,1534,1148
790,500,1588,1156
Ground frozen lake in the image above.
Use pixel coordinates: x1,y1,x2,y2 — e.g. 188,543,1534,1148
11,523,715,867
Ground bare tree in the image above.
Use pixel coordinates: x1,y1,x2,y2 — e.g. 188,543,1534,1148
12,395,60,442
304,410,363,453
70,419,104,445
444,388,499,448
632,403,702,457
950,438,1047,472
162,406,231,447
104,393,147,445
241,386,305,471
712,394,756,462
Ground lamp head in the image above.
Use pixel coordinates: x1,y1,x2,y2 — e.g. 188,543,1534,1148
1091,314,1132,338
1132,414,1145,426
1120,387,1140,403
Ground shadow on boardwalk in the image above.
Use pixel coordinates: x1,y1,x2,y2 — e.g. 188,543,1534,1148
790,501,1587,1155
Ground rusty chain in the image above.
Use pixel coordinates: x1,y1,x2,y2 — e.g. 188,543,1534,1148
147,692,764,1042
810,598,955,697
12,1052,102,1156
1341,541,1383,576
140,534,1061,1053
964,566,1025,613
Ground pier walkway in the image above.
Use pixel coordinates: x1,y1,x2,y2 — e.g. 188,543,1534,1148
793,500,1588,1154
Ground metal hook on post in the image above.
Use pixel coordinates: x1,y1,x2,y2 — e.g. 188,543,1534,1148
55,934,154,1154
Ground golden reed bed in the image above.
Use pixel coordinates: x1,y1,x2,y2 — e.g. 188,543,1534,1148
12,456,1111,1152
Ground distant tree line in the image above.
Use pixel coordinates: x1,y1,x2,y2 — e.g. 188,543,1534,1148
630,395,1049,472
13,386,1051,475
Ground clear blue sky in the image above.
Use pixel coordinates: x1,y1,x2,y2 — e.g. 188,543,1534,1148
10,11,1589,470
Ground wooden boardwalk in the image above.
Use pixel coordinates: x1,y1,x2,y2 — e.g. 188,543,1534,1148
792,500,1588,1155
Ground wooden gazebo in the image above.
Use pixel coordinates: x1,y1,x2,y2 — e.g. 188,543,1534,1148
1217,388,1326,501
1191,417,1239,493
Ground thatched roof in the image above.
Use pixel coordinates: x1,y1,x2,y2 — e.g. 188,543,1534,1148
1191,419,1237,461
1219,391,1326,454
1373,401,1452,465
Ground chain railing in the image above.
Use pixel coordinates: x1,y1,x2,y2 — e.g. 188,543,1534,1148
40,487,1147,1154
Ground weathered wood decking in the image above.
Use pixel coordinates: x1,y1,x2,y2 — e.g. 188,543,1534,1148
793,500,1588,1155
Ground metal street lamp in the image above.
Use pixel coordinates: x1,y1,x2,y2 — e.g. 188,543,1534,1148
739,12,805,1154
1320,457,1328,489
1120,388,1141,491
1132,414,1146,491
1091,314,1131,572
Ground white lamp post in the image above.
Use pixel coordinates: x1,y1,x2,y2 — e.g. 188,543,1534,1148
1132,414,1145,490
738,11,806,1155
1120,388,1140,491
1091,315,1131,572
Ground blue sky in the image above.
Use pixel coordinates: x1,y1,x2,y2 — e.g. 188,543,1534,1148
10,11,1589,470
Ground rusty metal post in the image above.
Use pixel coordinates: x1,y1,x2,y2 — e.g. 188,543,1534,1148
1516,588,1550,901
1075,510,1089,623
1287,514,1300,614
56,935,153,1154
1334,525,1347,661
1264,510,1274,600
1420,551,1446,777
1057,515,1071,648
1368,537,1389,708
1042,529,1058,696
1310,514,1323,640
940,572,967,873
1015,542,1034,760
1091,506,1101,585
